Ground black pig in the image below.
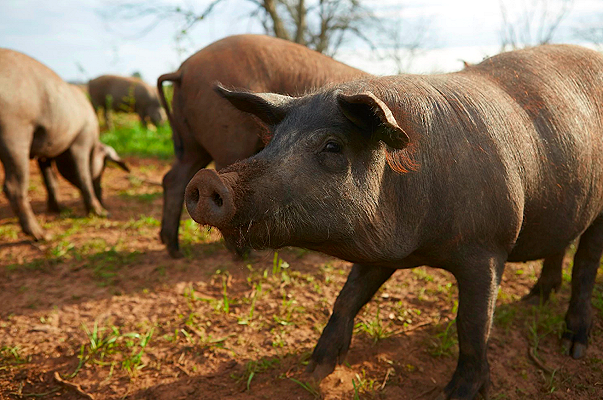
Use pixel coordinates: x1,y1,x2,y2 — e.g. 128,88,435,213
185,44,603,399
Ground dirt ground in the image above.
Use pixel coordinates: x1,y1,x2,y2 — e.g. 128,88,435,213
1,158,602,400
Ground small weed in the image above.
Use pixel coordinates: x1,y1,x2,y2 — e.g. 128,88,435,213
0,225,19,241
271,327,287,348
122,328,154,376
290,378,320,398
238,281,262,325
527,304,564,358
221,274,231,314
494,304,517,333
119,190,162,203
355,308,393,344
353,368,379,395
272,252,291,284
73,320,154,378
233,358,281,391
413,267,435,282
180,219,211,245
429,319,458,357
124,215,161,229
48,240,75,259
0,346,30,365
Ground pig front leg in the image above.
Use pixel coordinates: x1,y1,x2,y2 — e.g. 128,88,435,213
38,158,62,213
60,142,105,217
437,256,504,400
306,264,395,380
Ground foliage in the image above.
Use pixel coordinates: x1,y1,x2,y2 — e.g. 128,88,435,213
100,117,173,159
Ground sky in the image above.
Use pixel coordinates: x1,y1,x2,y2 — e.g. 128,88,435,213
1,0,602,84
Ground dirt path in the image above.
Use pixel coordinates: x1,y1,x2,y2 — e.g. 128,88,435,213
1,158,602,399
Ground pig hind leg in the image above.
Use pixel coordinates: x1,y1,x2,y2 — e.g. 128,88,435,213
38,158,62,213
60,142,105,217
523,250,564,304
439,254,505,400
306,264,395,380
0,127,47,240
562,216,603,359
160,150,212,258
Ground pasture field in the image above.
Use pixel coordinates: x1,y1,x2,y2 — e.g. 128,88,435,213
0,119,602,399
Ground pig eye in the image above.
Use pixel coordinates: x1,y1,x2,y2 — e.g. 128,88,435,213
323,141,342,153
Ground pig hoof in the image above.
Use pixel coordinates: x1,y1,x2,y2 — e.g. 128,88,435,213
90,209,108,218
561,338,587,359
168,248,184,259
305,359,336,382
31,230,50,241
522,282,558,305
439,371,490,400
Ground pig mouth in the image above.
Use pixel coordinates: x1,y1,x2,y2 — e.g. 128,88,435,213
184,168,287,249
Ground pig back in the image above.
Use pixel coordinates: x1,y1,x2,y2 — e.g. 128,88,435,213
0,49,95,157
377,45,603,261
89,75,156,112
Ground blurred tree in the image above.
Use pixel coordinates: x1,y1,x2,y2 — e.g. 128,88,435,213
103,0,418,59
499,0,573,50
131,71,143,79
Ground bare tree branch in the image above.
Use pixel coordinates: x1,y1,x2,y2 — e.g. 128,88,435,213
102,0,416,59
499,0,573,51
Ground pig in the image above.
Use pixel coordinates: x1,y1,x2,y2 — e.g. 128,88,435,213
89,75,166,129
0,49,129,240
184,44,603,399
156,34,368,258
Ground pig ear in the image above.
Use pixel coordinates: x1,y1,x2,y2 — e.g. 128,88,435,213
103,144,130,173
214,84,291,126
337,92,410,150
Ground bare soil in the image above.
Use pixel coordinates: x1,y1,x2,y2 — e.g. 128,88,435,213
1,158,602,400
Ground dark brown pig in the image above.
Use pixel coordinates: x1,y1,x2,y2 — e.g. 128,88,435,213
0,49,129,240
185,44,603,399
156,34,368,258
89,75,166,129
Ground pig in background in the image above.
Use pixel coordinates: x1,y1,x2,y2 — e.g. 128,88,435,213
157,34,368,258
0,48,129,241
89,74,166,130
186,44,603,399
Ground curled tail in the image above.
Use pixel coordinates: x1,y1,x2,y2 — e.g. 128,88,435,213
157,71,185,159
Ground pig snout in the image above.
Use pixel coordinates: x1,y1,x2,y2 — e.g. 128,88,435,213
185,169,237,227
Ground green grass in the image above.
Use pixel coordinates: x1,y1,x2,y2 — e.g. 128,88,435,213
233,358,281,391
119,190,162,203
69,321,154,378
100,119,173,159
429,319,458,357
0,225,19,241
355,308,393,344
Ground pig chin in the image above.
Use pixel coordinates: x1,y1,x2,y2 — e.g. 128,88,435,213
217,218,293,250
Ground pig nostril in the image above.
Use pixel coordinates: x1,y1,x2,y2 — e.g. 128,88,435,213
189,187,200,205
212,192,223,207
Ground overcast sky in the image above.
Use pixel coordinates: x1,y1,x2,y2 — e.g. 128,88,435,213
1,0,602,84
